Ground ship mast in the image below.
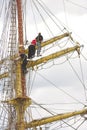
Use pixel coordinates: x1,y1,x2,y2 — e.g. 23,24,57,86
16,0,26,96
6,0,32,130
11,0,31,130
0,0,87,130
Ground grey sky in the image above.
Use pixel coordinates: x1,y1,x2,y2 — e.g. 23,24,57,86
0,0,87,130
28,1,87,130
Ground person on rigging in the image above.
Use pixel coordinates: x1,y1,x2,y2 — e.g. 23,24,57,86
20,53,28,74
28,39,36,59
36,32,43,57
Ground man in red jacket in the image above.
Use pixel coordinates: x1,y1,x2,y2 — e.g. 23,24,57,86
28,39,36,59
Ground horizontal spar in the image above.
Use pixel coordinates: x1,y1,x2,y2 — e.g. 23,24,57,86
25,108,87,128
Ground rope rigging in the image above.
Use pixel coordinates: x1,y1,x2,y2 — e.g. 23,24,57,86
24,0,70,42
35,0,65,33
0,0,87,130
32,0,54,36
37,0,69,33
0,0,12,59
24,0,87,113
30,100,86,130
30,0,39,34
35,71,85,106
0,0,4,17
68,59,87,100
26,65,87,129
30,51,87,106
66,0,87,10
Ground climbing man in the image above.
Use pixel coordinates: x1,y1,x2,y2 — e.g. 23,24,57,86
20,53,28,74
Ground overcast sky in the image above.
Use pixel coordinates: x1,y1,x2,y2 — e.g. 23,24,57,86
28,0,87,102
0,0,87,130
27,0,87,130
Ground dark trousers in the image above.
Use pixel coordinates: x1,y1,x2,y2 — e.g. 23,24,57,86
28,45,35,59
20,54,28,74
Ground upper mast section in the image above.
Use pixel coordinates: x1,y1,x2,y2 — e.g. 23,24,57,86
16,0,24,54
16,0,26,96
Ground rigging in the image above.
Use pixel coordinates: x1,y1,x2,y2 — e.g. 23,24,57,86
0,0,87,130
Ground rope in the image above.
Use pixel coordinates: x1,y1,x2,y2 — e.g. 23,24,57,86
79,58,87,100
50,116,83,130
29,69,37,95
36,71,85,106
32,0,54,36
76,119,85,129
68,59,87,100
36,0,64,33
63,0,69,27
37,0,68,33
30,0,38,33
66,0,87,10
0,0,4,17
32,100,55,116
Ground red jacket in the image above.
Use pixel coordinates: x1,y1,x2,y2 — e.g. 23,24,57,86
31,39,36,45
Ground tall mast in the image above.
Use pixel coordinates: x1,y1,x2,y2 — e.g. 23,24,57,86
10,0,31,130
16,0,23,49
16,0,26,96
0,0,87,129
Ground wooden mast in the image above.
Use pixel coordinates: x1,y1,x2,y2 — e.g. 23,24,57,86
11,0,31,130
16,0,26,96
0,0,87,130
